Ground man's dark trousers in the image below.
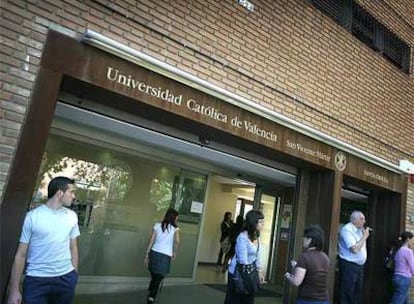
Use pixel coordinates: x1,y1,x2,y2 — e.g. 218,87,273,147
339,258,364,304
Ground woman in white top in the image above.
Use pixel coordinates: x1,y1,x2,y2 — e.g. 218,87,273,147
144,208,180,304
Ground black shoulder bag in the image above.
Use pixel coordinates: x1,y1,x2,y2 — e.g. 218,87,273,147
384,248,395,271
231,239,261,295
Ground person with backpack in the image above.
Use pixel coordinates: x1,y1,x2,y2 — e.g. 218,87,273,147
390,231,414,304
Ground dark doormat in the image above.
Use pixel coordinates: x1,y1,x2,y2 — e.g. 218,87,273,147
204,284,283,298
75,291,144,304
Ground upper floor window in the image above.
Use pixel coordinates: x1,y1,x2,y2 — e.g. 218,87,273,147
310,0,411,74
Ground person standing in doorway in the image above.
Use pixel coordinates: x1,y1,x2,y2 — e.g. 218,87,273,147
284,225,330,304
217,211,233,267
338,210,371,304
229,215,245,257
224,210,266,304
390,231,414,304
7,177,80,304
144,208,180,304
223,215,244,272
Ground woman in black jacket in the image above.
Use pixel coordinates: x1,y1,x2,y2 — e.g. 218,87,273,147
225,215,244,268
217,212,233,267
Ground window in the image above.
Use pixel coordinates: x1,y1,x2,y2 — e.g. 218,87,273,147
310,0,411,74
33,132,207,278
383,28,411,71
351,3,376,48
311,0,343,23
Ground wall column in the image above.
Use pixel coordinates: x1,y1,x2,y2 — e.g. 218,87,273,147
0,67,62,299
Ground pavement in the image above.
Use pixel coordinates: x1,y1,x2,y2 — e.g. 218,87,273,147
74,283,284,304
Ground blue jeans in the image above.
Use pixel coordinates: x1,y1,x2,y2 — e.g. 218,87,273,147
23,270,78,304
297,300,329,304
390,275,411,304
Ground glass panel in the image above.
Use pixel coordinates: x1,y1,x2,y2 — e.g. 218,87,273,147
243,204,253,218
234,198,242,218
258,194,277,278
170,171,207,276
31,133,207,278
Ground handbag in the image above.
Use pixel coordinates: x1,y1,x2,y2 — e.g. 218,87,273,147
231,262,261,295
384,248,394,271
230,238,261,295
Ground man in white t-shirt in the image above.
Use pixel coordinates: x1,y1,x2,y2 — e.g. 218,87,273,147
7,176,80,304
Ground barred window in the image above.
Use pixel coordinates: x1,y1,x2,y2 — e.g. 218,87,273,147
351,3,376,47
310,0,411,74
383,28,411,72
311,0,343,23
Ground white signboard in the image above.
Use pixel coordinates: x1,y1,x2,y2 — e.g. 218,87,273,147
190,201,203,214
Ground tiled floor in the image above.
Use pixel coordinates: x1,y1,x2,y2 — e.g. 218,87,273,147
74,264,285,304
195,263,228,284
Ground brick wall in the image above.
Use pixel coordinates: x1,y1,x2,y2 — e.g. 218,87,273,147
1,0,413,197
1,0,413,300
406,181,414,300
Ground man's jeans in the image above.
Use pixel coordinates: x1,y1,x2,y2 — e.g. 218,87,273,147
23,270,78,304
390,274,411,304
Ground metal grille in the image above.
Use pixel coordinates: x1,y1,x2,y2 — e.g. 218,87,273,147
309,0,411,74
311,0,343,22
351,3,376,47
383,28,410,71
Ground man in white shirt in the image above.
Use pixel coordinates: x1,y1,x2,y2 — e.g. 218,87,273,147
7,176,80,304
338,210,371,304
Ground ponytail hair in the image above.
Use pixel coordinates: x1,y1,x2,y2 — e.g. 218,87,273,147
395,231,413,253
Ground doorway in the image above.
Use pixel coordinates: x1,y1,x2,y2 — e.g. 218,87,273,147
33,103,297,294
333,178,403,303
195,175,289,297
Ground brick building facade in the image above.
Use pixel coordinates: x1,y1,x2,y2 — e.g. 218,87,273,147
1,0,413,302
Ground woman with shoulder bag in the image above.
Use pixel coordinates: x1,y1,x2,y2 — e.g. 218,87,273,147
224,210,266,304
144,208,180,304
390,231,414,304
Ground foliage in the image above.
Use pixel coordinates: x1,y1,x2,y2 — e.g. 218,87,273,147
42,156,132,202
150,179,173,211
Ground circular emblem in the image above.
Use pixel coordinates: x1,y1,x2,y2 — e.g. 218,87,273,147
334,151,347,171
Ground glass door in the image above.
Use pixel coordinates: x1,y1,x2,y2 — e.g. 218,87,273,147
254,187,280,281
